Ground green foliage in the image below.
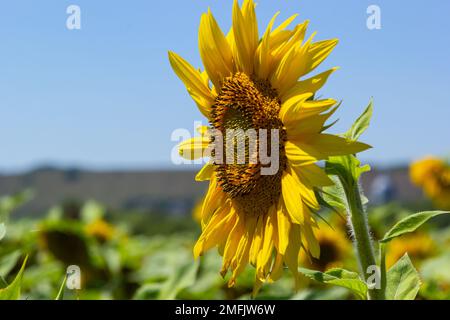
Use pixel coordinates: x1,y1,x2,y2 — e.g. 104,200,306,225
345,99,373,141
157,260,199,299
381,211,449,243
299,268,368,300
0,256,28,300
385,254,421,300
0,190,33,241
55,275,68,300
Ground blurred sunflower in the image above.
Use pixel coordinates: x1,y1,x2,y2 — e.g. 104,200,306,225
192,198,204,224
410,157,450,209
386,232,436,268
169,0,370,288
299,222,352,272
85,218,116,243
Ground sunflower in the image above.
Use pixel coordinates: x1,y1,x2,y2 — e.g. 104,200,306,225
410,157,450,209
169,0,370,289
85,218,116,243
386,232,436,268
299,221,352,272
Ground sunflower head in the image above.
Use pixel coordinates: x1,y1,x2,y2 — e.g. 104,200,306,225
410,157,450,209
85,218,116,243
170,0,370,290
386,232,436,268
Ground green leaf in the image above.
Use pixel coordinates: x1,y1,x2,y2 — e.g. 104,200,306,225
381,211,449,243
385,254,421,300
157,259,199,300
55,274,68,300
0,250,22,276
133,283,163,300
345,99,373,141
299,267,368,300
0,255,28,300
319,176,348,212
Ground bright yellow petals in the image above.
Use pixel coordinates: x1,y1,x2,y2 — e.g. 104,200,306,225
171,0,373,292
270,31,315,96
271,21,309,67
199,10,234,89
221,212,244,278
199,176,227,226
232,0,259,75
280,98,337,126
256,206,276,278
284,224,302,287
293,134,372,158
229,217,256,285
168,52,215,117
178,136,210,160
276,199,291,255
292,164,334,188
286,107,337,137
281,170,305,225
271,14,298,37
254,12,278,79
285,140,319,166
304,39,339,75
195,163,214,181
249,215,265,265
282,68,338,101
194,203,234,258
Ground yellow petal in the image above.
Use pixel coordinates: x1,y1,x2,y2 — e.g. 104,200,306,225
199,10,234,89
255,12,278,79
281,170,305,224
291,163,334,188
281,98,337,126
194,203,234,258
229,215,256,286
288,164,320,210
282,68,338,102
221,210,243,276
284,224,302,287
276,198,291,254
303,39,338,75
301,220,320,259
271,21,309,67
268,252,284,282
292,134,372,157
200,176,227,225
168,51,215,118
271,32,315,96
232,0,258,75
271,14,298,36
249,215,265,265
285,140,319,166
257,205,276,274
178,136,210,160
195,163,215,181
286,106,338,137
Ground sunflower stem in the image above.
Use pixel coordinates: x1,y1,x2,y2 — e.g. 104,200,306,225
344,180,384,300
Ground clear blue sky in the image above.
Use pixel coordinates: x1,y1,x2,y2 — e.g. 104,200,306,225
1,0,449,172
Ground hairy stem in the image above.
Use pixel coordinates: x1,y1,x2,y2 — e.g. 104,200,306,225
345,181,384,300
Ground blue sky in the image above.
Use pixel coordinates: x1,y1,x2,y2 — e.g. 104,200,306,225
0,0,449,172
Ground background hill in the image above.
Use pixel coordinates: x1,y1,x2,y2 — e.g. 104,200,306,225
0,165,425,217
